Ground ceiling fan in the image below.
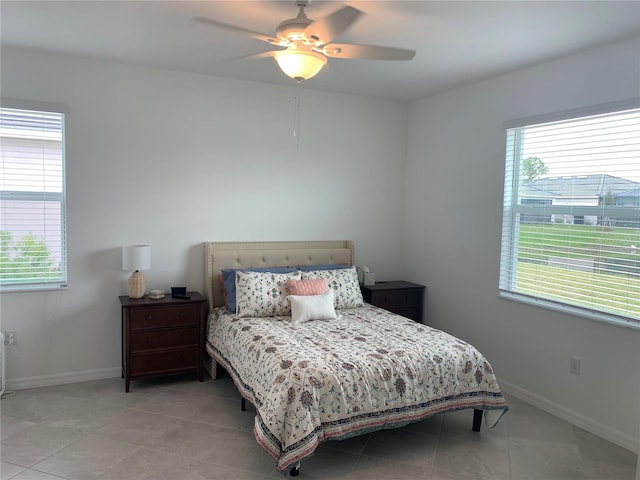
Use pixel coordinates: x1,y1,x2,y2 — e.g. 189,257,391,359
195,1,416,82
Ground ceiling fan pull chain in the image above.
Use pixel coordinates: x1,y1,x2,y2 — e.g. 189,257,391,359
293,81,302,147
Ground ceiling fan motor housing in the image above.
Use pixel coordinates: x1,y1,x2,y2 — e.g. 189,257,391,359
276,18,312,43
276,1,313,44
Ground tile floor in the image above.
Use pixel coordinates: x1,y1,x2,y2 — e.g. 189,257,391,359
1,372,637,480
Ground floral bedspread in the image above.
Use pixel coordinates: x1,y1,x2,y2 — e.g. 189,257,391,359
206,304,508,472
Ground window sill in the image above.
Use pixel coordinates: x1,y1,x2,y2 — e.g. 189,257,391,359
0,284,68,294
498,290,640,331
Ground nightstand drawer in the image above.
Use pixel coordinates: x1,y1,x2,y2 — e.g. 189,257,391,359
373,290,420,309
131,348,199,376
361,281,426,323
387,307,418,319
130,326,199,351
130,304,199,330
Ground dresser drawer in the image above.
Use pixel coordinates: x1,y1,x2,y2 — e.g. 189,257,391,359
131,348,199,376
130,304,199,330
130,326,199,351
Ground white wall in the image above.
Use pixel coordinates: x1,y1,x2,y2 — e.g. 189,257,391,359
405,37,640,451
0,46,408,386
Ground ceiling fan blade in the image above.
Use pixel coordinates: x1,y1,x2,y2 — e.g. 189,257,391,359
216,50,280,64
247,51,278,60
303,6,362,46
194,16,280,45
322,43,416,61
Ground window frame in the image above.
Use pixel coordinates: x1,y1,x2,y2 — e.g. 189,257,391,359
499,98,640,330
0,101,68,292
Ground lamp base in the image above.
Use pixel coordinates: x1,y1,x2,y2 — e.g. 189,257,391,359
128,270,146,299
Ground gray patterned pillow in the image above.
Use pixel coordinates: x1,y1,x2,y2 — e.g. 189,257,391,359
300,266,364,309
236,270,301,317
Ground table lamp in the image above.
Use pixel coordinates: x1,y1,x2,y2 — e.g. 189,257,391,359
122,245,151,298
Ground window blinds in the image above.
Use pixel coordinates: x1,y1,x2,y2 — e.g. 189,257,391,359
499,104,640,327
0,107,67,290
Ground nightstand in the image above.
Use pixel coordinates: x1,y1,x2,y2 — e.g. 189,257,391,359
119,292,207,392
361,281,426,323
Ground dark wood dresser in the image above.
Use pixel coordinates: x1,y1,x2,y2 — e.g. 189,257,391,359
119,292,207,392
361,281,426,323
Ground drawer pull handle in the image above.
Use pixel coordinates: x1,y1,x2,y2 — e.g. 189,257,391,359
146,315,153,320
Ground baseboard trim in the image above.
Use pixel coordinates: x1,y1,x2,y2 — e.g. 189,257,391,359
5,367,121,391
498,378,639,455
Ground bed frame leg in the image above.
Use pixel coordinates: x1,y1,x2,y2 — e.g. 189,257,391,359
289,461,301,477
241,397,246,411
472,409,482,432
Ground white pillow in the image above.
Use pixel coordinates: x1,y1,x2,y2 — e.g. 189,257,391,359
236,270,301,317
288,289,338,323
300,266,364,309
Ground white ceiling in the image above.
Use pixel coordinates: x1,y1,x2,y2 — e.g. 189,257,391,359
2,1,639,101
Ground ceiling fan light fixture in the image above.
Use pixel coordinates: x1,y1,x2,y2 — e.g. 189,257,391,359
274,49,327,81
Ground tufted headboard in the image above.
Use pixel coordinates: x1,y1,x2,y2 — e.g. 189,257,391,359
203,240,355,312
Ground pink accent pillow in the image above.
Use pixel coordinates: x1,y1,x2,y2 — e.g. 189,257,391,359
287,278,328,296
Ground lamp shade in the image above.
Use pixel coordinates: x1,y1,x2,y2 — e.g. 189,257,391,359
274,49,327,80
122,245,151,271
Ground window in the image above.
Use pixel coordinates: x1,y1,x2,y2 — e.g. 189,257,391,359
0,106,67,291
499,100,640,328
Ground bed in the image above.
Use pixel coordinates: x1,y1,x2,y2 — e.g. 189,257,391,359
204,240,508,475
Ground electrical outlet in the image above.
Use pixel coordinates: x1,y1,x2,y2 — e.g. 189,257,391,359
5,330,17,346
570,356,581,375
